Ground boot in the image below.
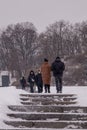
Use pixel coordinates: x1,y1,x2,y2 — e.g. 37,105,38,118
48,85,50,93
45,85,47,93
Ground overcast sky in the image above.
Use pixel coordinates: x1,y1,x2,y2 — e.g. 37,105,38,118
0,0,87,32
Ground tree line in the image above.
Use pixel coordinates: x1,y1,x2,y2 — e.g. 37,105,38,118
0,20,87,78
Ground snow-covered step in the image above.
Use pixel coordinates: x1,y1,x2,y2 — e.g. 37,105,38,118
20,93,76,98
8,105,87,113
0,129,76,130
4,92,86,129
20,97,77,102
7,113,87,121
20,100,77,105
0,126,87,130
20,93,77,105
20,94,77,105
4,120,87,129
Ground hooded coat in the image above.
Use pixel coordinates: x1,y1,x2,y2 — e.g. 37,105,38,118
51,58,65,77
41,62,51,85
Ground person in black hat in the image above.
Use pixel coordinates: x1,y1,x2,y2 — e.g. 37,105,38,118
41,58,51,93
27,70,36,93
44,58,48,62
20,76,26,90
51,57,65,93
35,69,43,93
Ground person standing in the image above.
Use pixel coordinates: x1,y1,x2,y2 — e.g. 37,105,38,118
27,70,36,93
20,76,26,90
36,69,43,93
41,58,51,93
51,57,65,93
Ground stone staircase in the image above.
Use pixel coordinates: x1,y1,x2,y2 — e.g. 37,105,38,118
3,93,87,129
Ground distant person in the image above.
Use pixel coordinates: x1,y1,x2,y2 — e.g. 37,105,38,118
41,58,51,93
27,70,36,93
36,69,43,93
20,76,26,90
51,57,65,93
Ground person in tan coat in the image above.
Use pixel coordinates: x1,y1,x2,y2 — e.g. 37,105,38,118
41,58,51,93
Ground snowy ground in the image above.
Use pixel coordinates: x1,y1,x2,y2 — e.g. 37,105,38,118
0,85,87,128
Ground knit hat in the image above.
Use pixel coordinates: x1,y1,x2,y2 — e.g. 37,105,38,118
56,57,60,60
44,58,48,62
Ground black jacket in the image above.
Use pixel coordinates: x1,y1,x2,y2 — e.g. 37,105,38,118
20,77,26,86
51,59,65,77
35,73,43,86
28,74,36,84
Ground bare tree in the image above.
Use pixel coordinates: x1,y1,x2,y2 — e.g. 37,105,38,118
0,22,38,77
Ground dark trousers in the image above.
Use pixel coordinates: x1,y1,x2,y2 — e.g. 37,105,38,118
37,84,43,93
44,84,50,93
22,84,26,90
30,83,34,93
55,76,62,93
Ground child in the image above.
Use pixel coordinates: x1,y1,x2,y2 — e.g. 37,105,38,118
36,69,43,93
27,70,36,93
20,76,26,90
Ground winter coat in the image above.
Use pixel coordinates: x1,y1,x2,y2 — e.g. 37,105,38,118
20,77,26,87
28,73,36,84
51,59,65,77
35,73,43,86
41,62,51,85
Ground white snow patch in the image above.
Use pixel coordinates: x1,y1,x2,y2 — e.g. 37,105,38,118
0,85,87,128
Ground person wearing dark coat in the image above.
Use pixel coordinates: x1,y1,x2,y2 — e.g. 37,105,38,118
20,76,26,90
51,57,65,93
36,69,43,93
27,70,36,93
